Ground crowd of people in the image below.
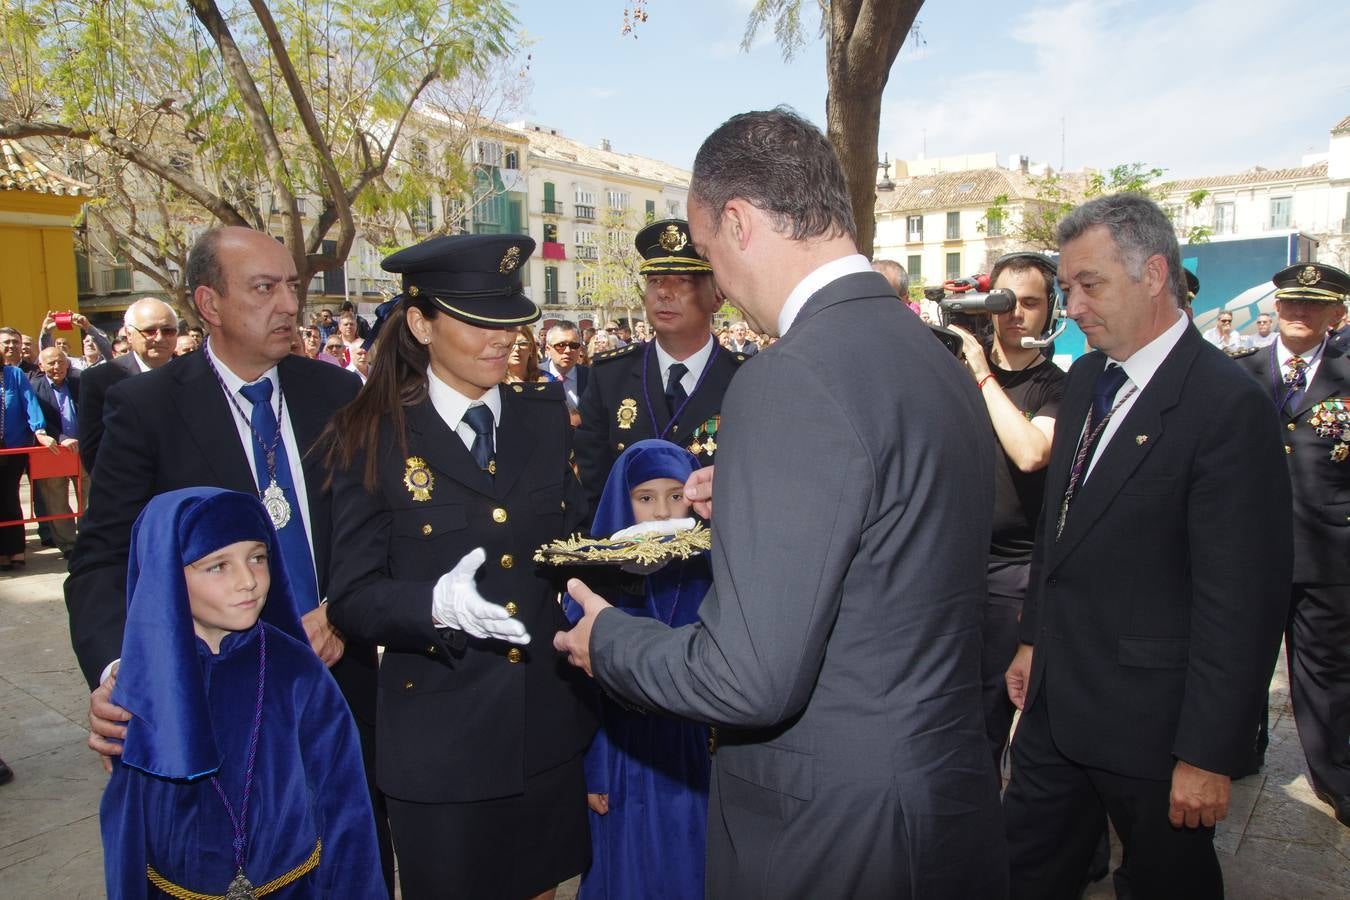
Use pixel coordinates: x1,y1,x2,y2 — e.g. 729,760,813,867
0,106,1346,900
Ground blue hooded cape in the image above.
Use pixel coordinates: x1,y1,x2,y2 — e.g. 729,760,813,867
100,487,385,899
564,440,712,899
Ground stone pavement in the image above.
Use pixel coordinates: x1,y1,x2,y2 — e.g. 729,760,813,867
1,518,1345,898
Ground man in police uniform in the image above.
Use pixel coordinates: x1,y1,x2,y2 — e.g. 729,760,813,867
575,218,747,515
1233,262,1350,825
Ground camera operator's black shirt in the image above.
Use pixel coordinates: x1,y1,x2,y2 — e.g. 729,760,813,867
989,357,1066,561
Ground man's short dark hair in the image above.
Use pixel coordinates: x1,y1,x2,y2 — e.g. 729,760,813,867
991,255,1055,301
1057,194,1183,305
692,106,855,243
185,227,229,294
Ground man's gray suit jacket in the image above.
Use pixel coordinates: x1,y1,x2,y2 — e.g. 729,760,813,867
590,270,1008,898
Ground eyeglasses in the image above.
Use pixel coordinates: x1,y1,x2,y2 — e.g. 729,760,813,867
325,344,344,352
513,341,533,349
129,324,179,339
551,341,582,351
1218,318,1232,324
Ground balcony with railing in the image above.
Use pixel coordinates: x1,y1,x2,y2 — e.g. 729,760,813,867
543,200,564,215
544,290,568,306
575,244,598,261
575,204,596,221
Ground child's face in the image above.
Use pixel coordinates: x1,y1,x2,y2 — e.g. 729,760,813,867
629,477,691,523
184,540,270,652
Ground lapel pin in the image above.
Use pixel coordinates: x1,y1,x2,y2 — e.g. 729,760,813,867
1135,435,1148,445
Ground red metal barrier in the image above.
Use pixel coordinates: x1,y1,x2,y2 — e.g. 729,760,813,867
0,444,83,528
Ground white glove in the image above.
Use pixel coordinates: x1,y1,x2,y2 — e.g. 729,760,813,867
432,548,530,645
609,517,695,542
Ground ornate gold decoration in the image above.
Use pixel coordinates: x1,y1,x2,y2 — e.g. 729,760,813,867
1331,443,1349,463
407,284,420,297
403,456,434,502
617,398,638,430
534,523,712,567
146,840,321,899
1297,265,1321,286
499,245,522,273
659,224,687,252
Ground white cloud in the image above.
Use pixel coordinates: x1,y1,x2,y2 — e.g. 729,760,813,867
879,0,1350,178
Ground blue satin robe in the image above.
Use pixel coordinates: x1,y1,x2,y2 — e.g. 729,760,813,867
565,557,712,900
100,623,386,899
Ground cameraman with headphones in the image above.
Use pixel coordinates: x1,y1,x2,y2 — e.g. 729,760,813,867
947,252,1066,771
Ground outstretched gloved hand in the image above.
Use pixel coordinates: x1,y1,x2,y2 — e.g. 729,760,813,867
432,547,530,645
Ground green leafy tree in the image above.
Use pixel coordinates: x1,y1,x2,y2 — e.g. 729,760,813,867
0,0,517,300
580,207,644,325
985,163,1211,251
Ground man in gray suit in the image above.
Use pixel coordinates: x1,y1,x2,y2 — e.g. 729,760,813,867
556,108,1007,898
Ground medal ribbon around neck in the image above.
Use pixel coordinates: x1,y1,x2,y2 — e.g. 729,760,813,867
205,343,292,530
641,340,721,441
1056,385,1139,540
210,626,267,898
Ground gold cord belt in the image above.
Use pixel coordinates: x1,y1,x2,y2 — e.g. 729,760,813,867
145,838,321,899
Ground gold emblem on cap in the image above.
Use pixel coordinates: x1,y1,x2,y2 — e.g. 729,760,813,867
408,284,420,297
404,456,434,502
617,398,638,430
499,246,522,274
659,224,687,252
1298,265,1321,286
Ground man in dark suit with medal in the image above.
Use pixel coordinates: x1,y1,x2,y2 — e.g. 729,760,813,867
1232,262,1350,826
575,219,746,515
1001,194,1292,899
65,227,392,886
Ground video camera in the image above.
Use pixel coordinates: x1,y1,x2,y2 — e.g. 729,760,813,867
924,252,1067,357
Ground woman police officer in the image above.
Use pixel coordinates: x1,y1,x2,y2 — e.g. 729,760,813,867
323,234,595,899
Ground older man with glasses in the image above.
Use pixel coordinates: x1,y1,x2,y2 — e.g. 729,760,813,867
541,320,589,423
76,297,180,475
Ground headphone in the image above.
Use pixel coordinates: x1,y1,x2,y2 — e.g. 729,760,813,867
990,250,1065,348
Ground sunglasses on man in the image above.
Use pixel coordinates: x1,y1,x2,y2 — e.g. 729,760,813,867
551,341,582,351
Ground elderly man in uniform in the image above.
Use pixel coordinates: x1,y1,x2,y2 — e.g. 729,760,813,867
1232,262,1350,825
575,219,746,514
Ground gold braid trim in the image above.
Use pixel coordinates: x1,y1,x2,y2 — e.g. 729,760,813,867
146,839,321,899
535,524,711,567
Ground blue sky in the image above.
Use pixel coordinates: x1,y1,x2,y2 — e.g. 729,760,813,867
518,0,1349,179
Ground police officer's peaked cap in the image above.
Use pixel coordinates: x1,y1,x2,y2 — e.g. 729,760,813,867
635,219,712,276
1272,263,1350,305
381,234,540,327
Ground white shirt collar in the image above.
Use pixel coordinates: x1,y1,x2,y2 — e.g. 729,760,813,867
205,343,278,405
1116,311,1188,392
426,366,500,430
132,352,152,373
1275,336,1326,369
778,254,873,336
654,334,715,380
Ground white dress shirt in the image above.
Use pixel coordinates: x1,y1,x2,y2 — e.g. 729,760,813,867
1084,311,1188,481
654,335,715,396
1275,336,1327,390
427,366,501,452
778,254,873,336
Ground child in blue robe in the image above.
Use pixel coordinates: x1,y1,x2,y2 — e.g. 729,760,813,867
99,487,386,899
564,439,712,900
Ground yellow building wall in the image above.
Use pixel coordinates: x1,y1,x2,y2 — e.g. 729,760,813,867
0,191,84,336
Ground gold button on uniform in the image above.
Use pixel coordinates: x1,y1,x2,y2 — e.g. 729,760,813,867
492,507,508,524
616,442,625,451
500,554,514,569
504,602,519,616
403,681,415,691
1286,445,1293,455
506,648,523,663
421,524,433,535
1287,423,1297,431
426,645,437,655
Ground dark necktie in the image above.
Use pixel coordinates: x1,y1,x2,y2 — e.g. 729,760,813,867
1282,357,1309,414
665,363,689,420
463,404,495,474
238,379,319,611
1081,362,1130,470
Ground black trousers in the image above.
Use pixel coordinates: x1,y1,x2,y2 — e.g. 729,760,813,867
0,453,26,556
1287,582,1350,801
1004,693,1223,900
981,560,1028,772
